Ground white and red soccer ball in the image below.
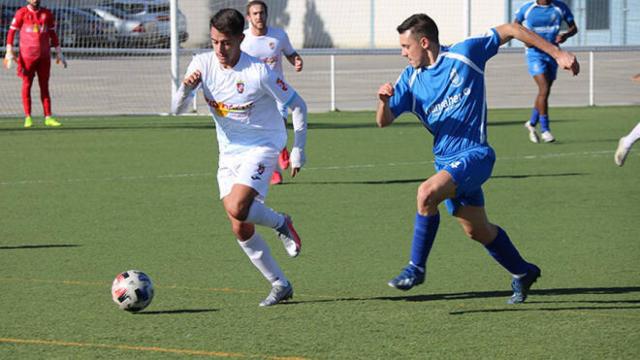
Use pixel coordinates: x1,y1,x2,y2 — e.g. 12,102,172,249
111,270,154,312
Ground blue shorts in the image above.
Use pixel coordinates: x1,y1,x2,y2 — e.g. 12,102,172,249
527,56,558,81
434,146,496,215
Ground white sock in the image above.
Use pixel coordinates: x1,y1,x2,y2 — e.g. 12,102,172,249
238,232,288,286
246,200,285,229
623,122,640,149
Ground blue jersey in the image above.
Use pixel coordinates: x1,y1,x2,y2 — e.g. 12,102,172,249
515,0,574,59
389,29,501,160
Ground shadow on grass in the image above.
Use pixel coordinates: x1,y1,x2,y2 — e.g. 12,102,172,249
449,305,640,315
289,286,640,309
134,308,218,315
0,123,214,132
284,172,586,186
0,244,80,250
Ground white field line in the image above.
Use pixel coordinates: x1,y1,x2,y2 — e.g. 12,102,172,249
0,149,621,186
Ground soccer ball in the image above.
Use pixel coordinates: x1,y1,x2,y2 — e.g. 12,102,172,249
111,270,154,312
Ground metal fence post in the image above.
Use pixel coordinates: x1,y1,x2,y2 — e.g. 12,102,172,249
589,51,594,106
330,54,336,111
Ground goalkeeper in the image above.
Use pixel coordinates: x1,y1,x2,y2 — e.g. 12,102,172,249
4,0,67,128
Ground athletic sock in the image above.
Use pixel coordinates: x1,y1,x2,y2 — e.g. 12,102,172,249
238,232,288,286
245,200,285,229
622,122,640,149
409,212,440,271
529,108,539,126
540,115,550,133
484,227,530,276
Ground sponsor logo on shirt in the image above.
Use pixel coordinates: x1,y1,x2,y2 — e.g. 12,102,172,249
269,42,275,50
204,96,253,117
236,81,245,94
426,87,472,116
261,56,278,66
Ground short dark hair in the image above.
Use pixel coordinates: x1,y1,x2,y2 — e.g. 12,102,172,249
397,14,439,44
210,8,245,36
246,1,268,16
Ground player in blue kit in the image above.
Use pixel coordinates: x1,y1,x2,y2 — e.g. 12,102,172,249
515,0,577,143
377,14,579,303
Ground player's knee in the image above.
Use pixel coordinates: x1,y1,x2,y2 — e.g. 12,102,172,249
417,184,440,214
224,200,251,222
231,222,254,240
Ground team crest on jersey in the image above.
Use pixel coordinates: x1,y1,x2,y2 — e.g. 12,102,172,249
449,68,463,88
236,81,245,94
269,42,275,50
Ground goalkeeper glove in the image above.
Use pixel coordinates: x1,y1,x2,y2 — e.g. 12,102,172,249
3,45,15,69
55,46,67,68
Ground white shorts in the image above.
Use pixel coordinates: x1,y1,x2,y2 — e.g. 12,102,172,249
217,147,279,200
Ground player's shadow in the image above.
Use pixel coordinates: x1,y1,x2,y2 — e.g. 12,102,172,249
288,172,586,186
289,286,640,311
0,244,80,250
134,308,218,315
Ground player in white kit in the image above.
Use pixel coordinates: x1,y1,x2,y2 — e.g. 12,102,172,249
171,8,307,307
241,0,307,185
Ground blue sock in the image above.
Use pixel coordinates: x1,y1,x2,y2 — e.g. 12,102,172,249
485,227,530,275
529,108,539,126
410,212,440,271
540,115,550,132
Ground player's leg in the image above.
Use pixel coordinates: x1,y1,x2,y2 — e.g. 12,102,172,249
18,59,35,128
220,152,301,258
37,58,61,127
454,205,541,304
537,60,558,142
388,170,456,291
221,184,295,306
615,122,640,166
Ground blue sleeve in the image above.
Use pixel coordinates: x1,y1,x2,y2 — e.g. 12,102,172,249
388,67,413,118
452,29,501,70
514,2,529,23
558,1,574,23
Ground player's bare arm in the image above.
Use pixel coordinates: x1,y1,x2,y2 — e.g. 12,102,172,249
495,23,579,76
376,82,395,128
286,52,303,72
556,21,578,44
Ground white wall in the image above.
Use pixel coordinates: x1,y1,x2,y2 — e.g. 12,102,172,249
180,0,506,48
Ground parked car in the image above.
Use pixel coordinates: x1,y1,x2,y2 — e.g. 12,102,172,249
54,8,118,47
106,0,188,47
88,6,160,48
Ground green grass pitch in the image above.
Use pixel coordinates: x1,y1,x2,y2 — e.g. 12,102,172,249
1,106,639,359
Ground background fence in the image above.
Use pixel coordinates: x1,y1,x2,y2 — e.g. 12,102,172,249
0,0,639,117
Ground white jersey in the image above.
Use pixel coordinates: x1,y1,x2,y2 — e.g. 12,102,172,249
184,51,296,155
241,26,295,78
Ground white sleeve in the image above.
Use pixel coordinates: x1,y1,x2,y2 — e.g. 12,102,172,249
171,56,202,115
281,30,296,56
260,65,296,105
288,94,307,149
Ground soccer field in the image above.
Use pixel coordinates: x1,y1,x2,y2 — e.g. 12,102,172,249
1,106,639,359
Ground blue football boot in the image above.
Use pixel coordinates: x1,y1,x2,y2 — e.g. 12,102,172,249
508,264,541,304
388,264,425,291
